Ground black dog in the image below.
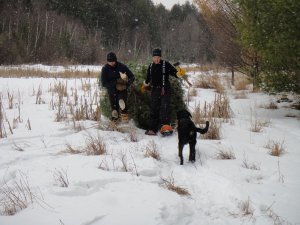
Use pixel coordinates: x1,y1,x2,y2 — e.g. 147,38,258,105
177,109,209,165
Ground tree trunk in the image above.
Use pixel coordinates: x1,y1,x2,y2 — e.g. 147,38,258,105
34,13,40,53
8,17,11,40
27,14,31,57
231,66,234,86
1,18,5,32
44,12,49,42
51,19,54,37
253,53,259,91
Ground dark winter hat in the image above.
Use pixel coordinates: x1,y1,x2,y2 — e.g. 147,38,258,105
107,52,117,62
152,48,162,57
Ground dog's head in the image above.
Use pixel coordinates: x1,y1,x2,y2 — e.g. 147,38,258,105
177,109,192,120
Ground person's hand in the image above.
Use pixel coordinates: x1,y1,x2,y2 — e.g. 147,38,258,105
141,81,150,93
176,67,186,78
119,72,127,80
141,84,146,93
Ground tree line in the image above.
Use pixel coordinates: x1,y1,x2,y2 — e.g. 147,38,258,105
0,0,214,64
1,0,298,92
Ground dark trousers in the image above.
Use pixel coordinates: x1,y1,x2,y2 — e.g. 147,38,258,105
149,86,171,132
108,89,128,115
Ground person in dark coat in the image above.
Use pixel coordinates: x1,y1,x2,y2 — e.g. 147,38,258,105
142,48,179,135
100,52,135,122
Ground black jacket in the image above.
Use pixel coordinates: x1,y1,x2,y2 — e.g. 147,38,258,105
145,60,178,87
100,62,135,92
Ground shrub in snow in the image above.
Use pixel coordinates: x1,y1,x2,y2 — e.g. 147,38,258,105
84,133,106,155
265,140,286,157
215,148,236,160
144,140,161,160
0,173,44,215
161,175,190,196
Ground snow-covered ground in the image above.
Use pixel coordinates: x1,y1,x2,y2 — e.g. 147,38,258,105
0,66,299,225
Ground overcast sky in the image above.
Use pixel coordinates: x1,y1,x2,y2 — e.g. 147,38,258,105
152,0,193,9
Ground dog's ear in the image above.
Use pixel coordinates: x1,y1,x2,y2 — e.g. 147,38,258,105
183,109,192,118
177,109,192,119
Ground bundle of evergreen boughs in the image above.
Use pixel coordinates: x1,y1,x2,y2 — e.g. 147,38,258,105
100,63,186,129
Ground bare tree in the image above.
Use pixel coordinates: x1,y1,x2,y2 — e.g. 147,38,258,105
195,0,242,83
195,0,262,87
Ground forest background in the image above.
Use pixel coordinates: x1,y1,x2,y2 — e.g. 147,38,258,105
0,0,299,92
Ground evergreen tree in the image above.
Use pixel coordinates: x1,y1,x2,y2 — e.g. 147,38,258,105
100,63,186,129
234,0,300,92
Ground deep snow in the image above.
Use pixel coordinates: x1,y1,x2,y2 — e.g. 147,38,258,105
0,65,299,225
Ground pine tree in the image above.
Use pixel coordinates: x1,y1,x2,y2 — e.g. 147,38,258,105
234,0,300,92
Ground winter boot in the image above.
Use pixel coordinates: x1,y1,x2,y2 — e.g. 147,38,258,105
145,130,157,136
120,113,129,123
106,110,119,130
111,110,119,121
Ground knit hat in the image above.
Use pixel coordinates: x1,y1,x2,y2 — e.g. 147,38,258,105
152,48,162,57
107,52,117,62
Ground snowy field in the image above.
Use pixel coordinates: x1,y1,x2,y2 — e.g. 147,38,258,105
0,65,299,225
1,64,102,73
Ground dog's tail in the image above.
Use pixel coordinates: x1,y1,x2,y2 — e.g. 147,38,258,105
196,121,209,134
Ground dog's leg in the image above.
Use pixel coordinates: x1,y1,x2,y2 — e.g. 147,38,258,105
189,141,196,162
178,143,184,165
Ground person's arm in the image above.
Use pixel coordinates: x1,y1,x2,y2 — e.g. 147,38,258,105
145,64,152,84
100,67,106,87
166,61,178,78
140,64,152,93
124,65,135,86
101,66,117,90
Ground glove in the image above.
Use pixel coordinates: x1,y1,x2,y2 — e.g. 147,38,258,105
141,81,150,93
119,72,128,81
176,67,186,78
